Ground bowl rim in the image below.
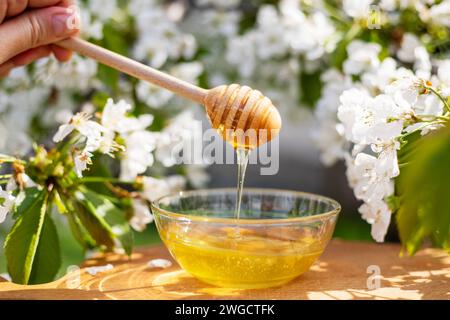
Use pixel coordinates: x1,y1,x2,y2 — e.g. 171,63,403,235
150,187,341,225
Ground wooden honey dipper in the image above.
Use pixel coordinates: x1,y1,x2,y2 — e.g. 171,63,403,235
57,38,282,149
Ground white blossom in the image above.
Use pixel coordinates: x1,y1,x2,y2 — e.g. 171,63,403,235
343,40,381,75
195,0,240,8
120,131,157,180
437,60,450,85
74,150,93,177
130,199,153,232
226,34,257,78
343,0,373,19
414,46,432,79
313,70,353,166
359,200,392,242
141,175,185,202
285,11,336,60
254,6,287,60
361,57,398,93
338,89,404,146
385,73,428,111
169,62,204,85
0,186,16,224
130,1,197,68
156,111,202,167
192,10,241,38
346,152,396,204
397,33,422,63
101,99,153,134
34,55,98,92
147,258,172,269
130,175,186,230
136,82,174,109
428,0,450,27
53,112,105,150
87,0,118,22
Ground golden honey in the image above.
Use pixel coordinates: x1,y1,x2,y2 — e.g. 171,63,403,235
160,226,324,289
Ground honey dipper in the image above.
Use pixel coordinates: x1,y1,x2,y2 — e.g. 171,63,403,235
57,38,281,148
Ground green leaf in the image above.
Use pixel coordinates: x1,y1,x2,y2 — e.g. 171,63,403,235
52,189,67,214
4,192,61,284
12,187,42,219
82,155,115,197
28,212,60,284
73,199,115,250
396,127,450,255
66,211,96,250
82,189,134,255
299,70,323,108
330,38,349,70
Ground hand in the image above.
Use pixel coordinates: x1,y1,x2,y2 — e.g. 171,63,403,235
0,0,80,77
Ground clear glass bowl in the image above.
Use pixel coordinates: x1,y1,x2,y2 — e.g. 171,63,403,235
151,188,340,289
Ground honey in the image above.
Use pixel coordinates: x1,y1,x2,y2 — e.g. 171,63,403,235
160,225,324,289
234,148,250,222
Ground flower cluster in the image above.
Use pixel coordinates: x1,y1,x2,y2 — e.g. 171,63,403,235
311,1,450,241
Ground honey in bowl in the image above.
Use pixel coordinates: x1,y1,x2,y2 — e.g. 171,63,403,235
152,189,340,289
160,225,323,289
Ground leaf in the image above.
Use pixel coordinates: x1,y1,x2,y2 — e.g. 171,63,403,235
66,210,96,250
82,189,134,255
299,70,323,108
330,38,349,70
28,212,60,284
396,127,450,255
4,192,61,284
73,200,115,250
12,187,42,219
52,189,67,214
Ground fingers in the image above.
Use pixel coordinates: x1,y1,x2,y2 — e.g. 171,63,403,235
12,45,52,66
0,1,75,23
0,61,15,78
50,44,72,61
0,45,52,78
5,0,29,18
0,6,79,64
0,1,7,23
28,0,74,8
0,44,73,78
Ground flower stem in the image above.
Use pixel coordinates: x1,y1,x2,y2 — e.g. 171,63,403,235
427,86,450,114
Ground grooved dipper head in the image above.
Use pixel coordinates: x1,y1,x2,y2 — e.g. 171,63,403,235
204,84,282,149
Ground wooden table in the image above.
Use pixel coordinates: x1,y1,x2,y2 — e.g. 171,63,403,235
0,240,448,300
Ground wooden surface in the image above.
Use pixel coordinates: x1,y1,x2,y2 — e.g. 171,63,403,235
0,240,448,300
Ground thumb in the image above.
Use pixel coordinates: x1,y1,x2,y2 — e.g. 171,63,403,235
0,6,80,64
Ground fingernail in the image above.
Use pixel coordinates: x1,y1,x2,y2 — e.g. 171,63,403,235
52,12,78,37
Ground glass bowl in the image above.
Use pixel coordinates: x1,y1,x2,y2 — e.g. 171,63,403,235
151,188,340,289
